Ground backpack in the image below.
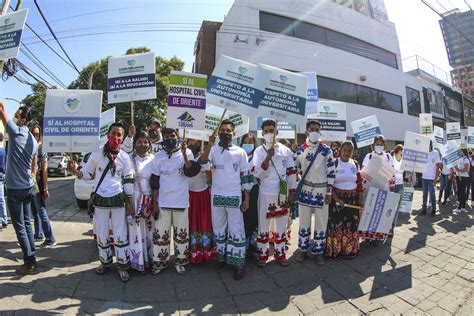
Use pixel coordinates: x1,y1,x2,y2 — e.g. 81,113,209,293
368,153,391,162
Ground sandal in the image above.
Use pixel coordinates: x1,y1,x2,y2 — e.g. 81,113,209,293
96,263,108,275
174,265,186,275
233,267,246,281
294,250,306,262
257,260,266,268
118,268,130,282
152,266,165,275
277,258,289,267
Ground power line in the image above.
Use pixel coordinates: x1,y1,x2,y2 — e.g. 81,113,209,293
19,45,67,88
15,59,54,88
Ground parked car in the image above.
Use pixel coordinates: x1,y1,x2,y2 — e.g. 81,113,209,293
73,153,94,210
48,156,71,177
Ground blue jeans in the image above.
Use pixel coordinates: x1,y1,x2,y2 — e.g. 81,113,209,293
422,179,436,211
31,191,55,243
0,178,7,225
439,174,451,202
7,187,37,265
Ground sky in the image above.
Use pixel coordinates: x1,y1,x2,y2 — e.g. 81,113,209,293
1,0,473,116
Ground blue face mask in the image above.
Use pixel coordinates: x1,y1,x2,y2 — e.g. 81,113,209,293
242,143,254,154
163,138,177,150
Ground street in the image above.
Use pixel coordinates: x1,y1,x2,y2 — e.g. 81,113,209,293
0,177,473,315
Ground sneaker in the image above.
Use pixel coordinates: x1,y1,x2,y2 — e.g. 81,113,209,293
453,208,461,214
2,222,7,228
118,268,130,282
430,210,436,216
152,266,165,275
96,263,108,275
314,254,326,266
233,266,246,281
40,240,57,248
421,209,427,215
35,237,46,242
15,262,39,275
461,208,468,213
174,264,186,275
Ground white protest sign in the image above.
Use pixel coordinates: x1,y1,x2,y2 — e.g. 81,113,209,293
446,122,461,144
308,101,347,142
100,107,116,146
351,115,381,148
257,117,295,140
433,126,444,148
358,187,400,235
300,71,318,115
257,64,308,126
166,71,207,130
361,154,396,190
108,52,156,104
468,127,474,149
439,140,463,169
206,55,269,117
43,90,103,153
0,9,28,60
419,113,433,136
398,187,414,214
400,131,430,173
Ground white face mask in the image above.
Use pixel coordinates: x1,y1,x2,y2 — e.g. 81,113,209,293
263,133,274,144
374,145,385,154
308,131,320,143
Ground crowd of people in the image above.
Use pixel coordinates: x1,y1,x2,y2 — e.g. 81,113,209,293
1,100,473,283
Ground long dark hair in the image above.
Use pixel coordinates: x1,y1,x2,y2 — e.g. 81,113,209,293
240,132,256,147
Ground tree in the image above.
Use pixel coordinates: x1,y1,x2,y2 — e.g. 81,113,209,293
21,82,52,127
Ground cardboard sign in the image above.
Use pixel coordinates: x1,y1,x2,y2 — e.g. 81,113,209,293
43,90,103,153
398,187,414,214
166,71,207,130
0,9,28,60
307,101,347,142
433,126,444,148
108,52,156,104
358,187,400,235
206,55,270,117
257,64,308,126
439,140,463,169
446,122,461,144
351,115,381,148
419,113,433,136
361,154,396,190
100,107,116,146
300,71,319,115
400,131,430,173
257,117,296,140
468,126,474,149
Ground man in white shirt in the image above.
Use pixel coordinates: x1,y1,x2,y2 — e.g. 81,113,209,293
75,122,134,282
421,141,442,215
122,118,163,154
200,120,253,280
252,120,297,268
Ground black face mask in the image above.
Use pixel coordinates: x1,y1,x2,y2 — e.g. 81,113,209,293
163,138,177,150
135,145,148,155
190,145,200,156
148,129,159,139
219,132,232,145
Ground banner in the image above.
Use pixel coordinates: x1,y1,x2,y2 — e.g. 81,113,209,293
400,131,430,173
351,115,381,148
419,113,433,136
206,55,270,117
433,126,444,148
468,127,474,149
358,187,400,235
398,187,414,214
166,71,207,130
361,154,396,190
100,107,116,146
446,122,461,144
0,9,28,60
307,101,347,142
108,52,156,104
257,117,295,140
300,71,318,115
43,90,103,153
257,64,308,126
439,140,463,169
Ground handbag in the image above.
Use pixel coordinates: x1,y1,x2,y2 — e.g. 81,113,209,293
88,161,111,218
262,146,288,206
132,155,152,218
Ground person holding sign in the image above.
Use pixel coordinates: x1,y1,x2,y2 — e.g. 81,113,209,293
150,128,200,275
362,135,395,188
421,141,441,215
123,118,163,154
453,149,470,214
294,120,335,266
199,120,253,280
252,120,297,268
73,122,134,282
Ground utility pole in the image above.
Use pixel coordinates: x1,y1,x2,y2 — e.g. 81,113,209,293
0,0,22,73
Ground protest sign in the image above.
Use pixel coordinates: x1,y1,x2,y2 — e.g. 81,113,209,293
361,154,396,190
468,127,474,149
108,52,156,104
257,117,295,140
439,140,463,169
206,55,270,117
358,187,400,235
0,9,28,60
400,131,430,173
257,64,308,126
307,101,347,142
433,126,444,148
300,71,318,115
100,107,116,146
43,90,102,153
446,122,461,144
351,115,381,148
419,113,433,136
166,71,207,130
398,187,414,214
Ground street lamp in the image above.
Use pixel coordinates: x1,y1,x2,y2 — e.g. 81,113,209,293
5,97,22,105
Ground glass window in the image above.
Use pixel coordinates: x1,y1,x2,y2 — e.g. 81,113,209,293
259,12,294,37
293,21,326,43
318,76,358,103
378,91,403,113
357,85,378,107
406,87,421,116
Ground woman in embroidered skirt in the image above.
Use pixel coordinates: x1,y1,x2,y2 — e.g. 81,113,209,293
129,132,155,272
187,139,217,264
326,141,364,259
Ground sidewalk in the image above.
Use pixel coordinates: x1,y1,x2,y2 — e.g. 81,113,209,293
0,178,472,315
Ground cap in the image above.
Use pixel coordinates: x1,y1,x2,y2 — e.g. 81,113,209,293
148,118,161,127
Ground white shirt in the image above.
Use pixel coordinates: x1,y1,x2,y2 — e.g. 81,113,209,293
188,156,210,192
252,144,297,195
122,136,162,154
333,158,359,190
80,148,133,197
457,157,470,178
422,150,441,180
129,153,154,196
441,163,452,175
151,148,194,209
362,152,394,168
393,156,404,185
209,144,251,196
